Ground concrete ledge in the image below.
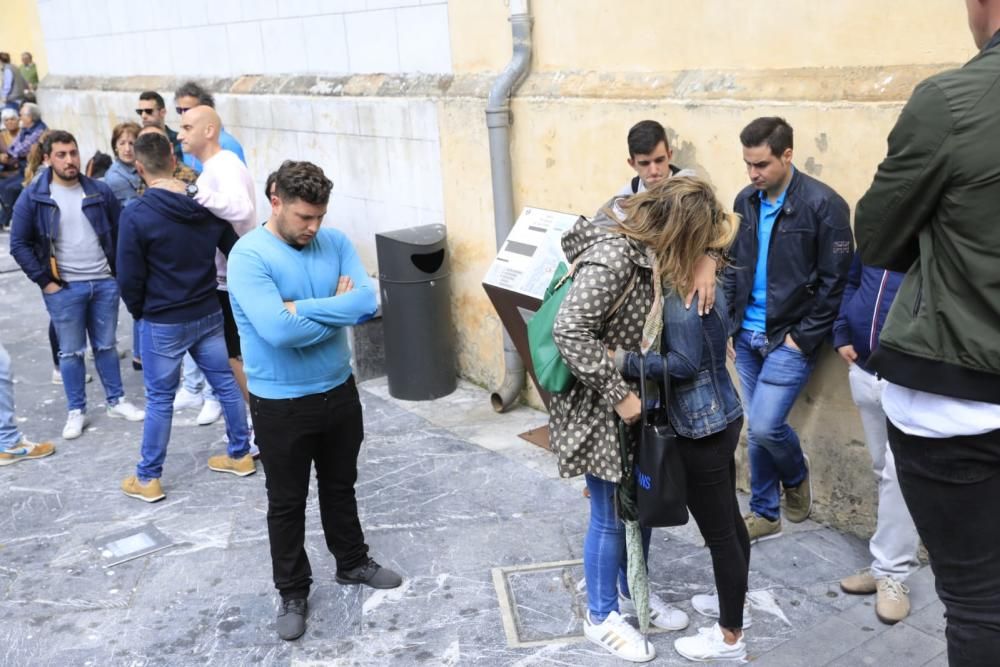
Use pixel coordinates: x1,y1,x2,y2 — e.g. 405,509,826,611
40,63,961,103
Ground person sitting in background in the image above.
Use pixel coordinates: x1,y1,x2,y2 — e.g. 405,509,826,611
0,108,19,163
0,103,47,229
103,122,142,206
85,151,112,179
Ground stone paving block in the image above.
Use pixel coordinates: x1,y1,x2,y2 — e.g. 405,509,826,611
905,598,946,643
750,526,870,588
754,616,875,666
904,565,940,613
921,649,949,666
827,622,946,667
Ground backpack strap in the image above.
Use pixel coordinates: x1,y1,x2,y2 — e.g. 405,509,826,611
631,176,641,194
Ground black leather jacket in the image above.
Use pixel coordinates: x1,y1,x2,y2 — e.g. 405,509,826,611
723,169,854,356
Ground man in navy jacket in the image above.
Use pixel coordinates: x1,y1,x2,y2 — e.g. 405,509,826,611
115,132,253,503
10,130,144,440
832,254,918,625
723,117,853,543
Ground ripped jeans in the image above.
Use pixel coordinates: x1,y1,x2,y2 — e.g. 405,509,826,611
42,278,125,412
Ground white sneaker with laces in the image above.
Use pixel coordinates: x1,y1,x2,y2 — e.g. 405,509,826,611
583,610,655,663
173,387,204,412
674,623,746,662
620,591,689,630
691,592,752,629
196,398,223,425
107,399,145,422
62,410,89,439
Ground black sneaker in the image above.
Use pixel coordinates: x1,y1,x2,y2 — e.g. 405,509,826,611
335,558,403,589
276,597,307,641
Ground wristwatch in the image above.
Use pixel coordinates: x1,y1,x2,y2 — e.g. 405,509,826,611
185,183,199,198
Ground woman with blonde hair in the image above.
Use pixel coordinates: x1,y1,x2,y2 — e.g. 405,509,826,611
611,177,749,662
551,175,737,662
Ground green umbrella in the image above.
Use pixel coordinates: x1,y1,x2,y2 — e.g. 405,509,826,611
617,419,651,640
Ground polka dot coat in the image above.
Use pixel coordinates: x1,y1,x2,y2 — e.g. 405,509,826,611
550,215,654,483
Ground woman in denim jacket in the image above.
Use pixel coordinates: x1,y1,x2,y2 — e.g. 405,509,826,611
612,194,749,662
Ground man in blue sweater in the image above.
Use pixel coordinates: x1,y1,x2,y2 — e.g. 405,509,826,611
116,133,254,503
228,161,402,641
832,254,919,624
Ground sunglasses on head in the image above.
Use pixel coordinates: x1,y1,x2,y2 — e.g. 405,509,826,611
175,106,192,115
135,108,159,116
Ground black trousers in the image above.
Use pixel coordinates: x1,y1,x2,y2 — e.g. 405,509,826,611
678,418,750,630
889,422,1000,667
251,376,369,601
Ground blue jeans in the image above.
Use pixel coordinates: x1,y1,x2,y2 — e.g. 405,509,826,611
42,278,124,412
137,312,249,480
181,353,215,400
734,329,815,521
0,342,22,448
584,474,651,621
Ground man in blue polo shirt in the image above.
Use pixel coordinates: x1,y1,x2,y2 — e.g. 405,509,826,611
723,117,853,544
227,160,402,642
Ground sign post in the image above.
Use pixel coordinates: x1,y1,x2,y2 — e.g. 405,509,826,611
482,207,580,413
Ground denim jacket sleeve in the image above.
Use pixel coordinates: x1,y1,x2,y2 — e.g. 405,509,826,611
615,292,704,381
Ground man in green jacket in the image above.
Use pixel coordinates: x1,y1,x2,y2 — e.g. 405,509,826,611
855,1,1000,663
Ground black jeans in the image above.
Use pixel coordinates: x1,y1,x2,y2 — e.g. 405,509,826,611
677,417,750,630
250,376,369,601
889,422,1000,667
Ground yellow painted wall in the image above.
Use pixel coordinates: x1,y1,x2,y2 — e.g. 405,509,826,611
441,0,978,533
450,0,975,73
0,0,47,79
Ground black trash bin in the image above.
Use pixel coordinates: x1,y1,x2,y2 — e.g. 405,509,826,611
375,224,457,400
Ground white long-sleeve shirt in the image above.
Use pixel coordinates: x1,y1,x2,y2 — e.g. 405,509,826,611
195,149,257,289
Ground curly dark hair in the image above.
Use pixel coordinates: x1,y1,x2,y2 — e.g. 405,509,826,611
274,161,333,206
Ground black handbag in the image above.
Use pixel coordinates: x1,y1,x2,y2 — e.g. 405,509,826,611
635,353,689,527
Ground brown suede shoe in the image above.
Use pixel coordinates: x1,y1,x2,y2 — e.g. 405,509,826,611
121,475,165,503
840,571,877,595
0,438,55,466
875,578,911,624
207,453,256,477
783,455,813,523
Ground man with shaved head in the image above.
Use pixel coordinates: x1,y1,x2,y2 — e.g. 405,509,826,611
177,104,258,466
173,80,244,172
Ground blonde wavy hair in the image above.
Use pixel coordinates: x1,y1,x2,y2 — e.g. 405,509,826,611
607,176,738,296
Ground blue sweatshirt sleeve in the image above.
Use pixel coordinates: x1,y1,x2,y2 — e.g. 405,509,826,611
832,253,862,350
227,245,340,349
293,233,377,326
115,209,146,321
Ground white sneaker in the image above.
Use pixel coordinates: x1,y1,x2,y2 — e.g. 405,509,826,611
62,410,89,440
691,592,752,629
583,610,655,662
674,623,746,662
107,399,145,422
196,399,223,426
51,369,93,384
173,387,204,412
620,591,689,631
